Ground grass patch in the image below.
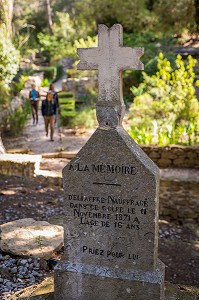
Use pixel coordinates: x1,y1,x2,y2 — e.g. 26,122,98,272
68,106,97,129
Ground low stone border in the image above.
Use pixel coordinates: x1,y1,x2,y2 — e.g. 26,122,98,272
42,152,75,159
142,145,199,169
5,143,199,169
41,145,199,169
17,276,199,300
1,152,199,222
0,154,41,177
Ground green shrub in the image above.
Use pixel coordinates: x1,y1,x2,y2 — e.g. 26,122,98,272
60,96,76,126
11,75,29,95
66,69,97,79
3,101,30,137
0,82,10,107
59,97,75,105
43,66,57,82
41,78,50,87
37,33,66,62
0,32,20,85
122,32,176,99
129,53,199,146
14,68,35,80
68,107,97,129
59,92,74,99
61,108,76,117
55,64,64,80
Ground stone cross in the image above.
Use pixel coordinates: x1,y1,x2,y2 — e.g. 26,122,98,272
54,24,165,300
77,24,144,127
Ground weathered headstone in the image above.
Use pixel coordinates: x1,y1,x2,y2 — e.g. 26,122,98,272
54,24,165,300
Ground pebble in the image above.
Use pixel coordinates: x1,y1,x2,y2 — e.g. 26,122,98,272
4,255,10,260
32,270,40,276
20,259,27,265
0,253,47,297
22,266,28,273
10,267,17,274
5,281,12,288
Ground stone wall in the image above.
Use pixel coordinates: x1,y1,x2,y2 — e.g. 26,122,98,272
0,150,198,223
62,77,97,102
0,154,41,177
141,145,199,169
160,179,199,222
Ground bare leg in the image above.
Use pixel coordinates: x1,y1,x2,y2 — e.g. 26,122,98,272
50,115,55,141
31,104,36,124
35,102,39,124
44,116,50,137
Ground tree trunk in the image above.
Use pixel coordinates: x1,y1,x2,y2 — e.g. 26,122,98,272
0,0,13,37
45,0,54,35
0,133,5,154
195,0,199,31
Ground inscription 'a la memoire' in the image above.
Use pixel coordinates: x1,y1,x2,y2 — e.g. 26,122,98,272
68,162,137,175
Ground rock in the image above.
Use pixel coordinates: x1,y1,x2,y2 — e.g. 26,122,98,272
148,151,161,159
0,218,64,259
20,259,28,265
10,267,17,274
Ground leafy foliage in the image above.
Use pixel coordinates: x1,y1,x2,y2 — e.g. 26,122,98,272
41,78,50,87
0,31,20,85
42,64,63,83
37,33,66,62
59,93,76,126
11,75,28,95
2,101,30,136
153,0,196,34
43,66,57,82
129,53,199,145
37,12,80,61
0,82,10,107
68,107,97,129
55,64,64,80
122,32,176,99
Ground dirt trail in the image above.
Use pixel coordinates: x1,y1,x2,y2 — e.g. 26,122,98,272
3,110,93,155
2,77,94,154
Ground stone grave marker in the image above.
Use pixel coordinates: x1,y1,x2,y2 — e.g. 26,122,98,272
54,24,165,300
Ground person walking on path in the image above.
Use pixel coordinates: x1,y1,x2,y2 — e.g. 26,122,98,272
29,83,40,125
49,84,59,108
49,84,60,129
41,91,57,141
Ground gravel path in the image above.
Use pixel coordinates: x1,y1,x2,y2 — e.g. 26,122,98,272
0,254,47,299
3,109,94,155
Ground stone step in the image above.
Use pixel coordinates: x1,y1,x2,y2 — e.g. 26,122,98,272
16,275,199,300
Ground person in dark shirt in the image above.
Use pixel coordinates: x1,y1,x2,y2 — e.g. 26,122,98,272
49,84,60,128
29,84,40,124
41,91,57,141
49,84,59,108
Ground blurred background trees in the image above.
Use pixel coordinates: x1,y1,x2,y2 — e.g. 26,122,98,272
10,0,199,59
0,0,199,145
